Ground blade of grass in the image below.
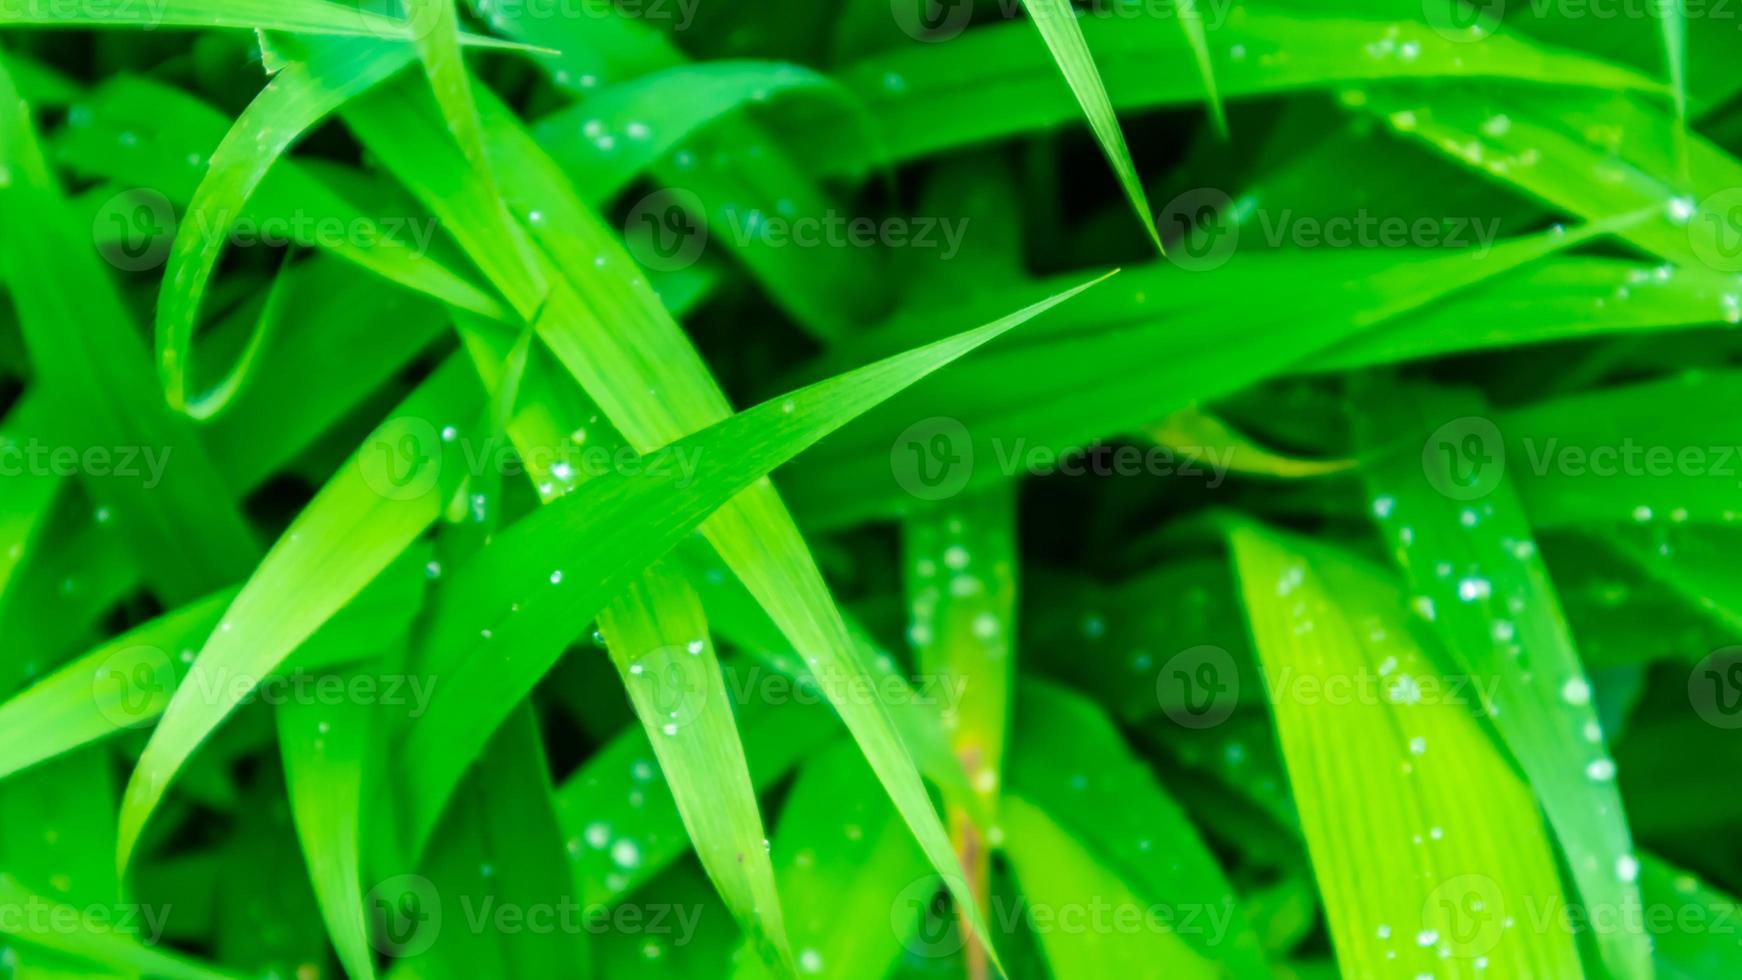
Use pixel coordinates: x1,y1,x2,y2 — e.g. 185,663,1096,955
1229,522,1585,978
339,61,1110,965
900,485,1018,979
398,0,546,318
0,0,533,48
1355,381,1653,980
1002,795,1222,979
0,53,259,604
595,562,795,975
1177,0,1227,137
389,278,1108,973
1011,680,1272,979
116,357,482,871
1020,0,1161,252
156,36,416,414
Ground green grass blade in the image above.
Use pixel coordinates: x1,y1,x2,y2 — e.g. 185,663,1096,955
1002,794,1222,979
553,695,838,909
156,37,415,413
0,874,239,980
391,278,1105,944
398,0,546,318
0,393,60,611
0,54,260,603
595,563,794,975
730,742,932,980
1019,0,1161,252
0,0,530,48
396,707,587,976
787,223,1603,528
1177,0,1226,137
782,12,1664,177
277,669,379,980
900,484,1018,974
1011,680,1272,980
115,358,482,871
1356,381,1653,980
1229,523,1585,978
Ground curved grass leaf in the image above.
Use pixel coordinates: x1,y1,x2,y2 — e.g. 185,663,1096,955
278,671,379,980
901,484,1018,975
1356,381,1652,980
55,76,509,321
553,694,838,910
729,741,931,980
787,223,1603,528
0,874,238,980
1229,523,1584,978
1002,795,1222,979
1011,680,1271,980
156,37,416,413
116,358,483,871
1019,0,1160,252
389,279,1107,980
595,562,794,974
779,10,1664,176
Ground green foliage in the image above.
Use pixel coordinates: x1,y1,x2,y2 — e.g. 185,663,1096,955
2,3,1741,980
